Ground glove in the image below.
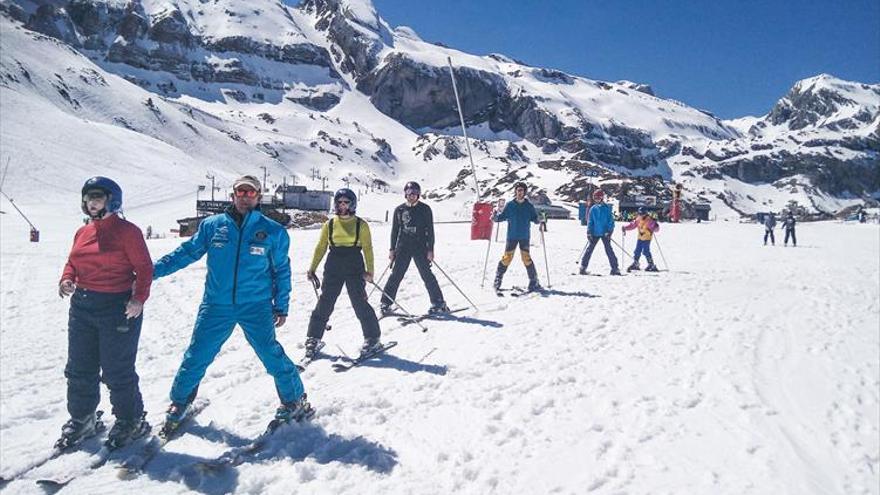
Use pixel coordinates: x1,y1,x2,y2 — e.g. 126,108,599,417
307,271,320,290
58,279,75,298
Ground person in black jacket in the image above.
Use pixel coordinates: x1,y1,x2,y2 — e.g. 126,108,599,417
380,181,448,315
781,212,797,247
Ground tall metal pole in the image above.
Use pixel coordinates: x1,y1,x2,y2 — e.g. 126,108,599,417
260,165,269,192
206,174,216,200
447,57,481,199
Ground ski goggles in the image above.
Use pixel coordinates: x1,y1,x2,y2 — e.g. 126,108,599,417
336,199,351,205
234,188,259,198
405,188,420,196
83,190,107,201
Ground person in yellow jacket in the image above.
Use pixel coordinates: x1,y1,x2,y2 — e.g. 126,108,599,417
621,206,660,272
305,188,382,358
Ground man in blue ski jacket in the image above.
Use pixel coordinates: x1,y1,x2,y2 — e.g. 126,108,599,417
579,189,621,275
492,181,544,292
152,175,311,432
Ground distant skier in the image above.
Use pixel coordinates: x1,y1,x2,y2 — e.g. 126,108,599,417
57,177,153,450
305,188,383,359
579,189,621,275
380,181,448,316
153,175,310,433
781,212,797,247
492,181,543,292
763,213,777,246
622,206,660,272
858,207,867,223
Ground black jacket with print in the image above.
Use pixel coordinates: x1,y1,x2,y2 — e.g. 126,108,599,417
390,202,435,252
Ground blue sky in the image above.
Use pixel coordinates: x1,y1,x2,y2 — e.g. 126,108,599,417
358,0,879,119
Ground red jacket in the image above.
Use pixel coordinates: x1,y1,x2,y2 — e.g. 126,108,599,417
61,214,153,303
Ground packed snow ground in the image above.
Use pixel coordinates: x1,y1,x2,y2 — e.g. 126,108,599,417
1,210,878,494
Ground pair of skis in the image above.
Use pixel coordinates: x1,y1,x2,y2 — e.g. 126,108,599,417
297,340,399,372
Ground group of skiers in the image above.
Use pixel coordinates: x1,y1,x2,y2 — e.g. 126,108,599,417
55,175,666,455
762,211,798,247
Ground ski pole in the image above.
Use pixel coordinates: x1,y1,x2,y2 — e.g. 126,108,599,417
367,263,391,299
309,274,331,332
433,260,479,311
610,238,634,262
620,228,625,264
367,280,428,332
575,238,589,265
539,227,551,288
653,233,670,271
480,222,498,288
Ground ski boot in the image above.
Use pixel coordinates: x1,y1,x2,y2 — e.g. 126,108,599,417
161,402,191,438
54,412,103,450
428,302,450,314
105,412,150,450
578,265,588,275
626,261,640,273
359,337,383,358
525,264,542,292
493,262,508,291
274,394,315,425
304,337,323,359
610,268,623,276
645,262,659,272
379,304,393,317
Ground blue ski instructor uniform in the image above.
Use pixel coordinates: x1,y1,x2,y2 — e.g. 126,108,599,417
153,177,304,409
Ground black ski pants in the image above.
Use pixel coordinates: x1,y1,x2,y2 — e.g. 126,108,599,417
764,228,775,245
65,289,144,421
381,247,445,307
307,250,380,341
581,234,619,271
784,228,796,246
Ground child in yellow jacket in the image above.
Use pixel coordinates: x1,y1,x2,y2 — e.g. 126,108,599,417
621,207,660,272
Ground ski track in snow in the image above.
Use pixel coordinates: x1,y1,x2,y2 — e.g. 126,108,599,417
1,218,878,494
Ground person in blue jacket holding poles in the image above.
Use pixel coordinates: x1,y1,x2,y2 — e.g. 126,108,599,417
579,189,621,276
492,181,544,292
152,175,311,435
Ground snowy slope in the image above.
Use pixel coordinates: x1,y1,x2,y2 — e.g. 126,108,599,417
1,210,878,494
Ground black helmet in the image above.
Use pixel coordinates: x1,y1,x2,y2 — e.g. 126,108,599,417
81,176,123,217
404,181,421,196
514,181,528,192
637,206,647,215
333,188,357,213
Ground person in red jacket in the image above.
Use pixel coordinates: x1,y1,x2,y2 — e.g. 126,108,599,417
56,177,153,451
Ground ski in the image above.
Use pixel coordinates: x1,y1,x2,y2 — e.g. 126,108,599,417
35,421,151,489
116,398,210,480
398,307,468,326
331,341,398,372
194,404,315,473
0,411,106,489
296,340,327,371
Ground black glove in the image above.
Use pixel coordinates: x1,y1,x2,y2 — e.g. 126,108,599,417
307,271,321,290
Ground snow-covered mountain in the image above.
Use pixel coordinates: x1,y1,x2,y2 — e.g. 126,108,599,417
1,0,878,221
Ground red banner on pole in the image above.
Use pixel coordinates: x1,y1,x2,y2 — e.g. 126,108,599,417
471,202,493,240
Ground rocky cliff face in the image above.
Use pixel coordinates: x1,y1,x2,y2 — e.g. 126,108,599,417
20,0,341,106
